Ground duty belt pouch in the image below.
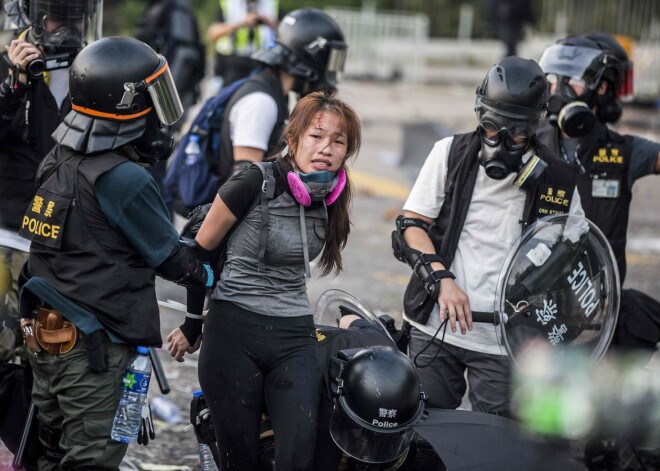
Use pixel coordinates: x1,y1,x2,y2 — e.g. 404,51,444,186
84,330,108,373
403,275,435,325
33,308,77,355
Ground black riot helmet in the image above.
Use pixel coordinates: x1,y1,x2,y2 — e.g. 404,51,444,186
56,36,184,164
330,346,426,466
539,34,627,132
252,8,347,93
474,56,549,182
580,33,633,123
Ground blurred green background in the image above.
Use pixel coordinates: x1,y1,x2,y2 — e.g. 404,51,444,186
106,0,659,42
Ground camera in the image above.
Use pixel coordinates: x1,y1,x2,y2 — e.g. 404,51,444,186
26,56,46,79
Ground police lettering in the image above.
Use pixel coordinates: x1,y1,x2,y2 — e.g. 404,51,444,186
372,419,398,428
22,216,61,239
566,261,598,317
539,194,570,206
593,155,623,164
593,148,623,165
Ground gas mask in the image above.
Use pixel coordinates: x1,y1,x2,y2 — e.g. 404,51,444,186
132,111,175,166
23,20,82,77
546,75,596,138
477,111,546,189
4,0,102,78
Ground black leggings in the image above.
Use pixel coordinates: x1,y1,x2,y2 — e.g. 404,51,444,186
198,300,321,471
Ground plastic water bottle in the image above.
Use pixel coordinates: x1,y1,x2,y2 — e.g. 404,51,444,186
192,390,218,471
184,134,202,166
111,346,152,443
150,395,182,424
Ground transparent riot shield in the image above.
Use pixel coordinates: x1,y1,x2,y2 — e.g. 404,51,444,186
495,214,620,364
314,289,394,343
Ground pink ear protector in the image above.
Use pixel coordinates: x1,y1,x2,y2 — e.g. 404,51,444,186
287,169,347,207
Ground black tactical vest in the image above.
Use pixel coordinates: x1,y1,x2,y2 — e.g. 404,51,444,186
218,66,289,184
20,146,161,346
536,121,632,283
405,131,578,325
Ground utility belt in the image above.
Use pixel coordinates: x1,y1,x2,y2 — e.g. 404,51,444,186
21,308,78,356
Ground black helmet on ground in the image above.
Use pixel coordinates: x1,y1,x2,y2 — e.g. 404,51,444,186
330,346,426,466
54,36,184,164
252,8,347,94
474,56,549,182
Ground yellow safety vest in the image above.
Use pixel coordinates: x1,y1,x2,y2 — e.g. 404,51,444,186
215,0,278,56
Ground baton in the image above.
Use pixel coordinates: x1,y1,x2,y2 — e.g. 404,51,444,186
148,347,170,395
12,402,35,470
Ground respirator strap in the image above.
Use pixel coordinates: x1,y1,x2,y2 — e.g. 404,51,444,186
258,164,276,272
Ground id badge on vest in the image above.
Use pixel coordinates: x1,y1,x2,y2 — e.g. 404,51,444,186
19,188,72,249
591,177,620,198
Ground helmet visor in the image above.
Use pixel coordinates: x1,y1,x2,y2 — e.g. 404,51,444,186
324,43,347,87
146,57,184,126
329,404,416,464
28,0,102,54
539,44,607,90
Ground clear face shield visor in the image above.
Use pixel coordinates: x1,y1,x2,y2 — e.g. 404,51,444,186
538,44,608,91
144,56,184,126
27,0,102,54
329,402,418,465
324,43,347,87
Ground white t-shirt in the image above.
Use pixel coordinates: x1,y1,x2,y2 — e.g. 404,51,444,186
48,68,69,111
403,136,584,355
228,91,279,151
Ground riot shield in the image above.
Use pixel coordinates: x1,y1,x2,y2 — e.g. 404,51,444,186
314,289,394,343
495,214,619,364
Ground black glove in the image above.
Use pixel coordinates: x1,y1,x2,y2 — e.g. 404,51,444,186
182,203,212,240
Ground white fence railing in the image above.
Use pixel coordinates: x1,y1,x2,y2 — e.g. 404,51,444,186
325,7,429,83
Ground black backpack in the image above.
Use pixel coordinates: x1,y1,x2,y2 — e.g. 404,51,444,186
162,77,249,216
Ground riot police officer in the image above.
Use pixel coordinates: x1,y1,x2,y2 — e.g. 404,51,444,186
0,0,101,365
393,57,585,415
17,37,212,470
537,33,660,285
536,32,660,372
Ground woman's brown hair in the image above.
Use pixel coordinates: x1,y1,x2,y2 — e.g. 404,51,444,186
280,89,361,275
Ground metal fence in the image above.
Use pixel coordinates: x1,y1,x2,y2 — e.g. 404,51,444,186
325,6,429,82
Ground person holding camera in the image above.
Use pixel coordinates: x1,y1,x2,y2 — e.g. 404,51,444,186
207,0,280,91
0,0,101,364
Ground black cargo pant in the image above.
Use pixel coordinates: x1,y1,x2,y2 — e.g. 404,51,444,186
199,300,321,471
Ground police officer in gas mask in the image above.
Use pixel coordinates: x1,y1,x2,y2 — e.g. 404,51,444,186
536,33,660,285
17,37,213,470
536,34,660,383
392,56,584,416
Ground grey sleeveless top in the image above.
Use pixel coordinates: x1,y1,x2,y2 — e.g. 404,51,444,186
212,191,327,317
